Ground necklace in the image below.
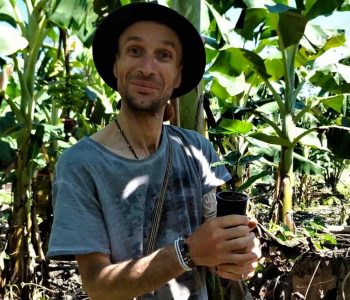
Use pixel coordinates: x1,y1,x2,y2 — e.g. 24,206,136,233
114,119,139,160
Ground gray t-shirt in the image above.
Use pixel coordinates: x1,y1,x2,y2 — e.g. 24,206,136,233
47,125,231,299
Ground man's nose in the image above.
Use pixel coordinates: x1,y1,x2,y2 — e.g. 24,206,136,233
138,55,156,77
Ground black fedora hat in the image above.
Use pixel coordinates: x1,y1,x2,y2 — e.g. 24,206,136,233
92,2,206,99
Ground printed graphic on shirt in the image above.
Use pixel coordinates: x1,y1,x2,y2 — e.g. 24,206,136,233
202,189,217,222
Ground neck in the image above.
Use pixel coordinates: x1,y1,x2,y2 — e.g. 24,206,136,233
116,104,165,158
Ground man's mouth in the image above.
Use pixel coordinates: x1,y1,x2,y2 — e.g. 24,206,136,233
130,80,159,92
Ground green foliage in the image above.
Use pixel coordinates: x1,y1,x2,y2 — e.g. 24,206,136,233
0,189,12,205
269,221,297,241
310,149,348,192
50,0,98,46
268,218,337,250
202,0,350,217
302,219,337,249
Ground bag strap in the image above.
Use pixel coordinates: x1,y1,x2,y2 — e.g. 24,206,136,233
144,136,172,255
135,135,173,299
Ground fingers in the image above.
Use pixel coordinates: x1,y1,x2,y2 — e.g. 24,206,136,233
214,215,250,229
187,216,261,268
216,269,242,281
232,232,261,255
215,215,258,231
216,267,257,281
227,247,260,264
223,232,256,253
212,234,260,265
216,256,260,281
216,235,261,281
221,225,251,240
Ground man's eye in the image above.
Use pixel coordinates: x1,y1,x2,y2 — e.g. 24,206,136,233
159,51,172,60
128,47,142,56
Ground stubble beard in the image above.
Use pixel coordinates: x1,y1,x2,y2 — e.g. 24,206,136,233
123,91,171,114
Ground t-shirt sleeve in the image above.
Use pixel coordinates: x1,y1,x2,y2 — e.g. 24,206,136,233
47,151,111,260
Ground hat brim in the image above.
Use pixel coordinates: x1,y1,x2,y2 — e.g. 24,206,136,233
92,3,206,99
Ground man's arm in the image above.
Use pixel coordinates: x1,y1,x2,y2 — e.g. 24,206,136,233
76,245,183,300
76,214,259,300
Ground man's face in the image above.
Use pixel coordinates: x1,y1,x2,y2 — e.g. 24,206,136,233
113,21,183,113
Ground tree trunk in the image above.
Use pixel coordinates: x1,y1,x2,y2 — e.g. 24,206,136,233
274,144,295,230
170,1,206,135
6,136,32,298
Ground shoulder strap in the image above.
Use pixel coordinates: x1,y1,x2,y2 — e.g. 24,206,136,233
144,136,172,255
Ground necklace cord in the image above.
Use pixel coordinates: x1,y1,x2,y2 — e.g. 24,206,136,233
114,119,139,160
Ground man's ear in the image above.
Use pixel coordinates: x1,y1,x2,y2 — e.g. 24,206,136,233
113,60,118,79
174,65,182,89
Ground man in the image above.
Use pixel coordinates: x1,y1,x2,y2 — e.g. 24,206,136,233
47,3,261,300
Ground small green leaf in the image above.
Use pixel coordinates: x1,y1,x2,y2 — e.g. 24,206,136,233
321,233,337,245
256,101,280,114
211,160,228,167
209,72,246,96
241,49,271,80
236,169,273,191
305,0,344,21
208,127,237,135
322,95,345,113
250,132,292,147
235,8,268,41
219,119,253,134
210,79,230,102
278,9,307,48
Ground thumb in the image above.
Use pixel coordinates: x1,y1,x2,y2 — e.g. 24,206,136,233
248,218,258,230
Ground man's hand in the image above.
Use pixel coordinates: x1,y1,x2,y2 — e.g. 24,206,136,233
216,230,260,281
186,216,261,280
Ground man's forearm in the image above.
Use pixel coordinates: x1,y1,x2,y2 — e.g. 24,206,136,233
77,245,185,300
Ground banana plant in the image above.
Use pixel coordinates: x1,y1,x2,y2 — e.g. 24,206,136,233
165,0,208,135
0,1,52,292
0,0,99,296
204,0,350,227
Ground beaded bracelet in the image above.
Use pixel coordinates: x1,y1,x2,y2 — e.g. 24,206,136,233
174,236,195,271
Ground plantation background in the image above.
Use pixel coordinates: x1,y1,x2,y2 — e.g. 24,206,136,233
1,0,350,299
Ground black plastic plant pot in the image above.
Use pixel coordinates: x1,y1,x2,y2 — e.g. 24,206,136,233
216,191,249,216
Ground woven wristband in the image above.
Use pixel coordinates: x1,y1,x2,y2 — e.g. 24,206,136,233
174,236,195,271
